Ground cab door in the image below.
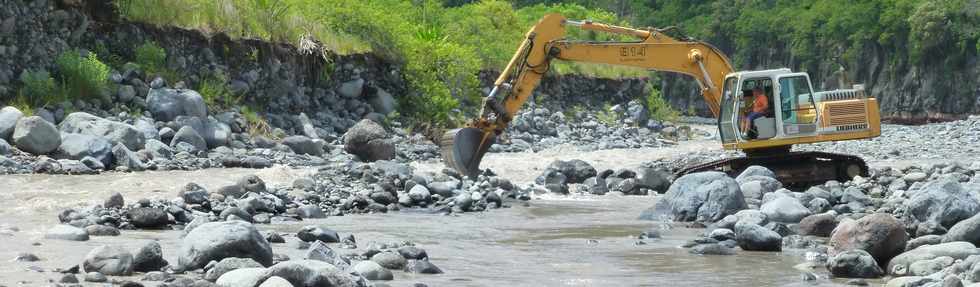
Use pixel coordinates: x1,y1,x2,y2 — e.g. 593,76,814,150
775,73,819,137
718,76,739,144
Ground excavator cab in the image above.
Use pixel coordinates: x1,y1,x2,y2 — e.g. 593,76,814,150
719,69,822,144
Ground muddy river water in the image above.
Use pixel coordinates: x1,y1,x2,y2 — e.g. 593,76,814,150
0,142,901,286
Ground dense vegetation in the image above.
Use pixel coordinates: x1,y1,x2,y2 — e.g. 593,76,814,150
108,0,978,126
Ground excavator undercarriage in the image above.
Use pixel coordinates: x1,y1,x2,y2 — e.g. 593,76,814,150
676,150,869,187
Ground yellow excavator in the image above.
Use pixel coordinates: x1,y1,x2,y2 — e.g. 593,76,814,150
440,14,881,186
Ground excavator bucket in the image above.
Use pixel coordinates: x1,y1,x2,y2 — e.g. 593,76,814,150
440,128,496,178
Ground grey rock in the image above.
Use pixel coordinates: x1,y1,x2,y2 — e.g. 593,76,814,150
179,182,209,204
259,276,294,287
0,106,23,140
739,176,783,200
85,225,120,236
215,267,266,287
585,176,609,195
145,139,173,160
170,126,207,153
907,235,944,251
82,245,133,276
282,135,323,156
104,192,124,209
202,118,231,148
45,224,89,241
397,246,428,260
735,222,782,251
760,196,811,223
368,88,395,115
408,185,431,204
354,260,392,280
297,226,340,243
178,221,273,270
635,168,671,193
798,213,838,237
204,257,264,281
639,171,747,223
908,256,955,276
297,113,319,139
134,119,159,140
146,88,207,121
118,85,136,102
338,79,364,98
13,116,60,154
888,242,980,276
59,112,145,150
404,259,443,274
261,260,363,286
944,211,980,245
689,243,737,255
904,180,980,230
343,119,393,162
84,272,107,282
736,165,777,183
0,138,9,155
112,143,144,170
128,207,168,228
545,159,597,184
54,133,113,166
827,249,884,278
132,241,168,272
297,205,326,219
371,251,407,270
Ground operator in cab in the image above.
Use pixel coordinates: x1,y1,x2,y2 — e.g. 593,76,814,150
741,87,769,138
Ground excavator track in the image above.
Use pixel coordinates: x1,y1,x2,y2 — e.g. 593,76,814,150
676,151,869,187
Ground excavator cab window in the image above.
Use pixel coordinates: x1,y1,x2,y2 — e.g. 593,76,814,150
737,78,776,140
776,74,819,136
718,76,738,144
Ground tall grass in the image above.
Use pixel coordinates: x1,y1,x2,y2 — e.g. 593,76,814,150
113,0,650,126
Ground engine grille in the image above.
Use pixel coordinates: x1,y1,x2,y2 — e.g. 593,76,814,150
824,101,868,126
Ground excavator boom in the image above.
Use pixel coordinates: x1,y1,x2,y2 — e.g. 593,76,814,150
441,14,734,177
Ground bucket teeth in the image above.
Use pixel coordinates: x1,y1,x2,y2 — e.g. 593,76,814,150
439,128,495,178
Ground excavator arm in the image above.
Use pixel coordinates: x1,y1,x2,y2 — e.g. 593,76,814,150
441,13,735,177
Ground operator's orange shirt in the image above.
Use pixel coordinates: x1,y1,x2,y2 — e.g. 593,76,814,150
752,93,769,113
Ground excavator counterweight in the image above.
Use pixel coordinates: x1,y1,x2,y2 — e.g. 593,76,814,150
439,14,881,185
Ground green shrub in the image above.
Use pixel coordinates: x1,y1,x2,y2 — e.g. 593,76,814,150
644,83,679,122
18,69,60,107
56,50,110,100
595,103,620,126
135,41,167,76
197,73,238,110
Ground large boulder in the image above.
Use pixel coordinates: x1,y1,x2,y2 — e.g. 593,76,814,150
128,207,169,228
216,268,266,287
53,133,113,167
827,249,884,278
367,88,395,115
639,171,747,223
798,213,839,237
146,88,207,122
635,167,671,193
260,260,364,287
738,176,783,200
282,136,324,156
0,106,23,140
829,213,908,265
13,116,61,154
177,221,273,270
904,180,980,232
544,159,597,184
735,165,776,183
111,143,144,171
204,257,264,281
887,242,980,276
944,213,980,245
734,222,782,251
202,118,231,148
82,245,133,276
132,241,168,272
59,112,145,150
170,126,207,153
353,260,392,280
343,119,394,162
759,196,811,223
